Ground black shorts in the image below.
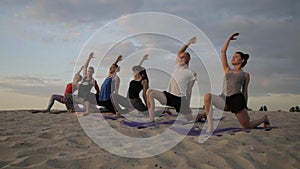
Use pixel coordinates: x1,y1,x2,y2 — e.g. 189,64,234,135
163,91,192,114
97,99,116,113
130,98,148,112
79,92,97,104
220,93,247,113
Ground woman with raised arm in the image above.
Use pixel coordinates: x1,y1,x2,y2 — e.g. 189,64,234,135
39,66,84,113
196,33,270,132
77,52,100,116
97,55,123,117
111,54,150,115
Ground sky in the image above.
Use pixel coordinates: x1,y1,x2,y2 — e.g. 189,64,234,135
0,0,299,111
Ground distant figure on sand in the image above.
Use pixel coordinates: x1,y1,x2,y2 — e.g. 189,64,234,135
146,37,197,122
41,66,84,113
76,52,100,116
196,33,270,132
97,55,124,118
111,54,150,115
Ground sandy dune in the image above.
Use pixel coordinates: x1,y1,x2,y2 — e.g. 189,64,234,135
0,110,299,169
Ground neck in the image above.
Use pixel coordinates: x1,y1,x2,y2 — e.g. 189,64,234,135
233,65,242,71
134,76,141,81
108,72,115,77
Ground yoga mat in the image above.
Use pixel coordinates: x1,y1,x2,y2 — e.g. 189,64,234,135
120,119,186,129
170,126,278,136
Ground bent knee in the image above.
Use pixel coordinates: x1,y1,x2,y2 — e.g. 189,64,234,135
204,93,212,102
146,89,153,97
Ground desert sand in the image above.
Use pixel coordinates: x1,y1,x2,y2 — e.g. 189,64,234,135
0,110,299,169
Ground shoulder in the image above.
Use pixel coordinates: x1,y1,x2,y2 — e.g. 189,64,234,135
114,75,120,79
244,72,250,78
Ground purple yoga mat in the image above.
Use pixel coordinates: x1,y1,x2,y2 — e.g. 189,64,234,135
170,126,278,136
120,119,186,129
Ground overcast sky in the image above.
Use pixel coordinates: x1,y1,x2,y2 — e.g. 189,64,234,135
0,0,299,111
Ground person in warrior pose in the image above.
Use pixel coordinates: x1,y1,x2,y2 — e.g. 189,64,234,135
146,37,197,122
40,66,84,113
76,52,100,116
97,55,125,118
196,33,270,132
111,54,150,115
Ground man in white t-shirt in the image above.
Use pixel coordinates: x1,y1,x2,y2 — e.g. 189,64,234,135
146,37,197,122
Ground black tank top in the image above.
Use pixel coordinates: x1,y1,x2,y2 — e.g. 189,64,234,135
78,78,93,97
128,80,143,99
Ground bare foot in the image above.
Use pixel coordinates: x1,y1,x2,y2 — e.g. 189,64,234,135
113,112,121,119
263,115,270,128
74,112,89,117
206,127,213,133
195,113,207,122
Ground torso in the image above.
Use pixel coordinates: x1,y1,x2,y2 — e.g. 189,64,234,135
128,80,143,99
222,70,245,96
99,77,114,101
167,63,195,97
78,78,94,96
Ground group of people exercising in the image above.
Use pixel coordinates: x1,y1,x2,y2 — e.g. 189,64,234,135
43,33,270,132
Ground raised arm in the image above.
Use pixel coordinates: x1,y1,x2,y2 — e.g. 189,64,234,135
75,66,84,76
113,55,122,66
83,52,94,77
221,33,239,73
138,54,149,66
177,37,197,63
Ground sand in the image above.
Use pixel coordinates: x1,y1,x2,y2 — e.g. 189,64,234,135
0,110,299,169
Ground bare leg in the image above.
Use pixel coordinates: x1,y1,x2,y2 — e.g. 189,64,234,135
147,89,167,122
202,93,227,132
235,109,270,129
75,101,90,116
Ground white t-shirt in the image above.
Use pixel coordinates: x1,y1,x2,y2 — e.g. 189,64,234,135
167,63,196,97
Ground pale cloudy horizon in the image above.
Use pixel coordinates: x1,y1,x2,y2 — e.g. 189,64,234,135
0,0,299,111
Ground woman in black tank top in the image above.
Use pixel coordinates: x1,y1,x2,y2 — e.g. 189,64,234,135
111,55,149,114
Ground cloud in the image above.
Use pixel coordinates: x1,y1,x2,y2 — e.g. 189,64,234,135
0,0,299,103
0,75,65,97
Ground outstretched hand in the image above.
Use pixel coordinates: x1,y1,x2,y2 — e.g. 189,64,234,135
229,33,239,40
143,54,149,60
89,52,95,59
117,55,123,61
188,37,197,45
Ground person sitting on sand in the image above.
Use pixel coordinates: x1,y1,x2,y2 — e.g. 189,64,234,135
40,66,84,113
76,52,100,116
97,55,124,117
111,54,150,115
196,33,270,132
146,37,197,122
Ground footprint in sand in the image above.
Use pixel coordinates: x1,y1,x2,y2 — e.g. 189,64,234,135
38,132,57,140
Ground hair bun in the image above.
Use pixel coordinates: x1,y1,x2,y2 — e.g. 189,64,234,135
244,54,249,60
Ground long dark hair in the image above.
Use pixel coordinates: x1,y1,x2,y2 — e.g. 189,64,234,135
132,65,149,82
